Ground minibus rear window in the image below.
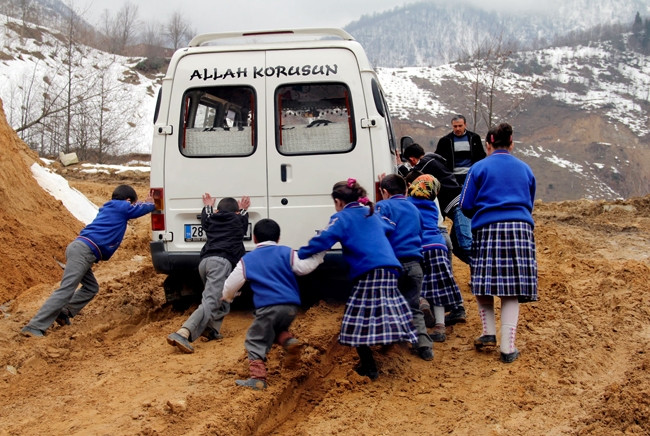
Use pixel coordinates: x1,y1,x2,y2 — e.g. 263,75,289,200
275,83,355,155
179,86,256,157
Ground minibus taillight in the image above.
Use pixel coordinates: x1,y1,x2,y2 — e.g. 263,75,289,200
151,213,165,231
150,188,164,210
374,181,382,203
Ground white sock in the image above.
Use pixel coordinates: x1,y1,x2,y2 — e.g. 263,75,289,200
433,306,445,325
476,296,496,336
500,297,520,354
176,327,190,339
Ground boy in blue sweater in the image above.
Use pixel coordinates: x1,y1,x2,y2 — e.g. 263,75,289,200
21,185,155,337
221,219,325,390
376,174,434,361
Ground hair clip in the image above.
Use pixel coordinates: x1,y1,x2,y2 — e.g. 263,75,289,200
358,196,369,205
347,178,356,188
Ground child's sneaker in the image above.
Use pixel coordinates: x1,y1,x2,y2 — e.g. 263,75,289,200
166,331,194,353
474,335,497,350
282,337,303,355
235,378,267,390
55,308,72,326
21,326,45,337
419,298,435,328
200,328,223,341
501,349,520,363
416,346,434,361
430,324,446,342
445,306,467,325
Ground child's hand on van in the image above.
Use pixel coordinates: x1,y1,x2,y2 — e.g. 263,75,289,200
378,173,386,182
202,193,216,207
143,194,154,204
238,196,251,211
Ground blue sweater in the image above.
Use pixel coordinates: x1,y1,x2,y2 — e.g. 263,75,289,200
460,149,536,230
298,202,400,279
407,197,448,251
375,194,423,261
241,245,301,309
77,200,155,261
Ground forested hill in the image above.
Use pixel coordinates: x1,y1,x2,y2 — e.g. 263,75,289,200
345,0,650,67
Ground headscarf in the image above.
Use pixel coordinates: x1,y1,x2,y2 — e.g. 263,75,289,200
408,174,440,200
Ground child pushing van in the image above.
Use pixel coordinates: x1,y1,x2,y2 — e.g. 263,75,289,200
298,178,417,380
167,194,250,353
221,219,325,390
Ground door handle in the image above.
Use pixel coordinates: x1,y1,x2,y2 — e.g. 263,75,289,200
281,164,288,182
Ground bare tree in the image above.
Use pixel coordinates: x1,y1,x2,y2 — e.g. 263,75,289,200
165,11,192,50
114,2,139,54
456,30,524,132
140,20,164,56
98,2,139,55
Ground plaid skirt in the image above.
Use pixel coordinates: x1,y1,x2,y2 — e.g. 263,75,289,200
339,268,418,347
421,248,463,307
471,221,538,302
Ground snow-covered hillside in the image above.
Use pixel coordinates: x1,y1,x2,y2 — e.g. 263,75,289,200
0,15,158,155
377,42,650,137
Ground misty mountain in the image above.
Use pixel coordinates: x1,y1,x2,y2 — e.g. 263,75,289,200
345,0,650,67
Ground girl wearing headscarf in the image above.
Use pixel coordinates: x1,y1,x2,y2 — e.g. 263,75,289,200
407,174,463,342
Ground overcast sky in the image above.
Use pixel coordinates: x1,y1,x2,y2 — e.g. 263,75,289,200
83,0,557,36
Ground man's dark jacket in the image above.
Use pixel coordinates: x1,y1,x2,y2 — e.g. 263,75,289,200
435,130,485,173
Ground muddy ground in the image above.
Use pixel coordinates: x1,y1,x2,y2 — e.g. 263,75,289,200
0,101,649,435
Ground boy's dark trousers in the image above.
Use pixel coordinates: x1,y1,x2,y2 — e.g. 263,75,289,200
398,260,433,349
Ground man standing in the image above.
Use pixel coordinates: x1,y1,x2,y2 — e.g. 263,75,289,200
433,115,485,325
435,115,486,186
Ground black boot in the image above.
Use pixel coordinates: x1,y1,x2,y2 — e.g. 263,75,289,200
355,346,378,380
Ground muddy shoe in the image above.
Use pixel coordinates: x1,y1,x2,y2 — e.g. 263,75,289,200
55,308,71,326
354,364,379,380
235,378,267,390
430,324,447,342
200,328,223,341
282,337,303,355
445,307,467,325
419,298,435,328
501,349,520,363
166,332,194,353
416,346,434,361
474,335,497,350
21,326,45,338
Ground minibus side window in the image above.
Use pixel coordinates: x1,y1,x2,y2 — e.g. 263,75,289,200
275,83,355,155
179,86,256,157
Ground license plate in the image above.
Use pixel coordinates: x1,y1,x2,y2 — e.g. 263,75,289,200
184,223,253,242
184,224,206,242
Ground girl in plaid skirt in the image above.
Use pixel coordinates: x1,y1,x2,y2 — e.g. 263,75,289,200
407,174,463,343
298,179,418,380
460,123,538,363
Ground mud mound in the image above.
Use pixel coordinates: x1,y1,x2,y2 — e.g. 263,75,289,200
0,99,82,303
